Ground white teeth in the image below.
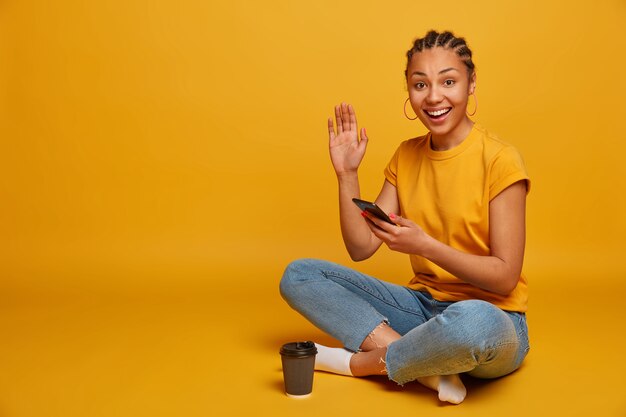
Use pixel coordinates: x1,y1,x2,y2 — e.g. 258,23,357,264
427,108,451,116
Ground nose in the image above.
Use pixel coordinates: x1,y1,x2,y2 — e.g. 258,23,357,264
426,85,444,104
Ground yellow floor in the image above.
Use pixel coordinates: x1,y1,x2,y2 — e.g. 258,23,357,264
1,263,624,417
2,1,625,416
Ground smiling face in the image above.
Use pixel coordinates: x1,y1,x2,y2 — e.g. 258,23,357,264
406,47,477,147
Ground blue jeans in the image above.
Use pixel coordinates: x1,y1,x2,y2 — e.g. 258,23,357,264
279,259,530,385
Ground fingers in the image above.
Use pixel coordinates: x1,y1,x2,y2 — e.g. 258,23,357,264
359,127,369,151
348,104,357,131
341,103,351,132
389,214,414,228
362,214,384,236
362,211,396,234
328,117,336,141
333,103,357,133
363,217,381,237
334,105,343,134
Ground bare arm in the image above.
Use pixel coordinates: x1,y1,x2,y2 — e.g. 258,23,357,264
363,180,527,295
328,103,399,261
339,178,399,261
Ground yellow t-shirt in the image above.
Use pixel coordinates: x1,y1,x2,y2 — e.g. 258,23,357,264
384,123,530,312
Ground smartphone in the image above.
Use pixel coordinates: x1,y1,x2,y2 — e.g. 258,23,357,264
352,198,396,225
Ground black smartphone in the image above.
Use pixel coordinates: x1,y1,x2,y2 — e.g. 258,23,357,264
352,198,396,225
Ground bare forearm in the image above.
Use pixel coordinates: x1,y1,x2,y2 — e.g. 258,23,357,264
421,236,521,296
337,173,381,261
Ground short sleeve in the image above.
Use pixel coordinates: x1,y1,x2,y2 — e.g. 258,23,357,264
489,145,531,201
384,145,402,187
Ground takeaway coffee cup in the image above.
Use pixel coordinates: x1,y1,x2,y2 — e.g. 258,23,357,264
280,341,317,398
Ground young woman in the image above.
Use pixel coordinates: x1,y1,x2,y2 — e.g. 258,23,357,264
279,30,530,405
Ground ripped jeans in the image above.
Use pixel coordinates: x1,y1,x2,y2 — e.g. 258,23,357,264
279,259,530,385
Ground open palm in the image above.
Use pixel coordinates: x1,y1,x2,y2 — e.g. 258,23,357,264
328,103,368,175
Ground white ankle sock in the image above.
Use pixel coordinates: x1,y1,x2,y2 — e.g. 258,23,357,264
417,374,467,405
314,343,354,376
437,374,467,404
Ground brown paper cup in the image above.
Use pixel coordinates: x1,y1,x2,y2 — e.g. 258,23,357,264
280,341,317,398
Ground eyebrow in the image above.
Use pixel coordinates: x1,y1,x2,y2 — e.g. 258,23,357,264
410,67,459,77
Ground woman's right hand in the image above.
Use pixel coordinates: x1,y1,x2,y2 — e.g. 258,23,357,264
328,103,368,176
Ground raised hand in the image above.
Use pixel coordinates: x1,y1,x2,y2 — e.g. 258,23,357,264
328,103,368,176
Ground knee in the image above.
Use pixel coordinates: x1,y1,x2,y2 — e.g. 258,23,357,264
279,258,322,302
444,300,506,325
438,300,515,351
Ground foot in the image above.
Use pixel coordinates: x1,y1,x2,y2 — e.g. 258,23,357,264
416,374,467,405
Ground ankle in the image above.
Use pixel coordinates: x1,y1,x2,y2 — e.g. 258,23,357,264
349,346,388,377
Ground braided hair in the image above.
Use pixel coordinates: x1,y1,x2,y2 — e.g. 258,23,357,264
405,30,475,79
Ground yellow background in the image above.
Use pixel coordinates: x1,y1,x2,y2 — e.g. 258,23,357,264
1,0,625,416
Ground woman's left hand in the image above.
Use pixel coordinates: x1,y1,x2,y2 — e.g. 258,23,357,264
361,212,431,256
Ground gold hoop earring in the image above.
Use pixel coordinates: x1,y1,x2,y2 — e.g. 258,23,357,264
467,92,478,117
404,98,418,120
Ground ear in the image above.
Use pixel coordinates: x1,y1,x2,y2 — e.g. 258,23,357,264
468,72,477,95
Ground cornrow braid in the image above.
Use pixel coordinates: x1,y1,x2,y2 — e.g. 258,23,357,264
405,30,475,78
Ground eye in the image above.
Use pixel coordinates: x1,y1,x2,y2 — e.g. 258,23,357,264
444,79,455,86
414,82,426,90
